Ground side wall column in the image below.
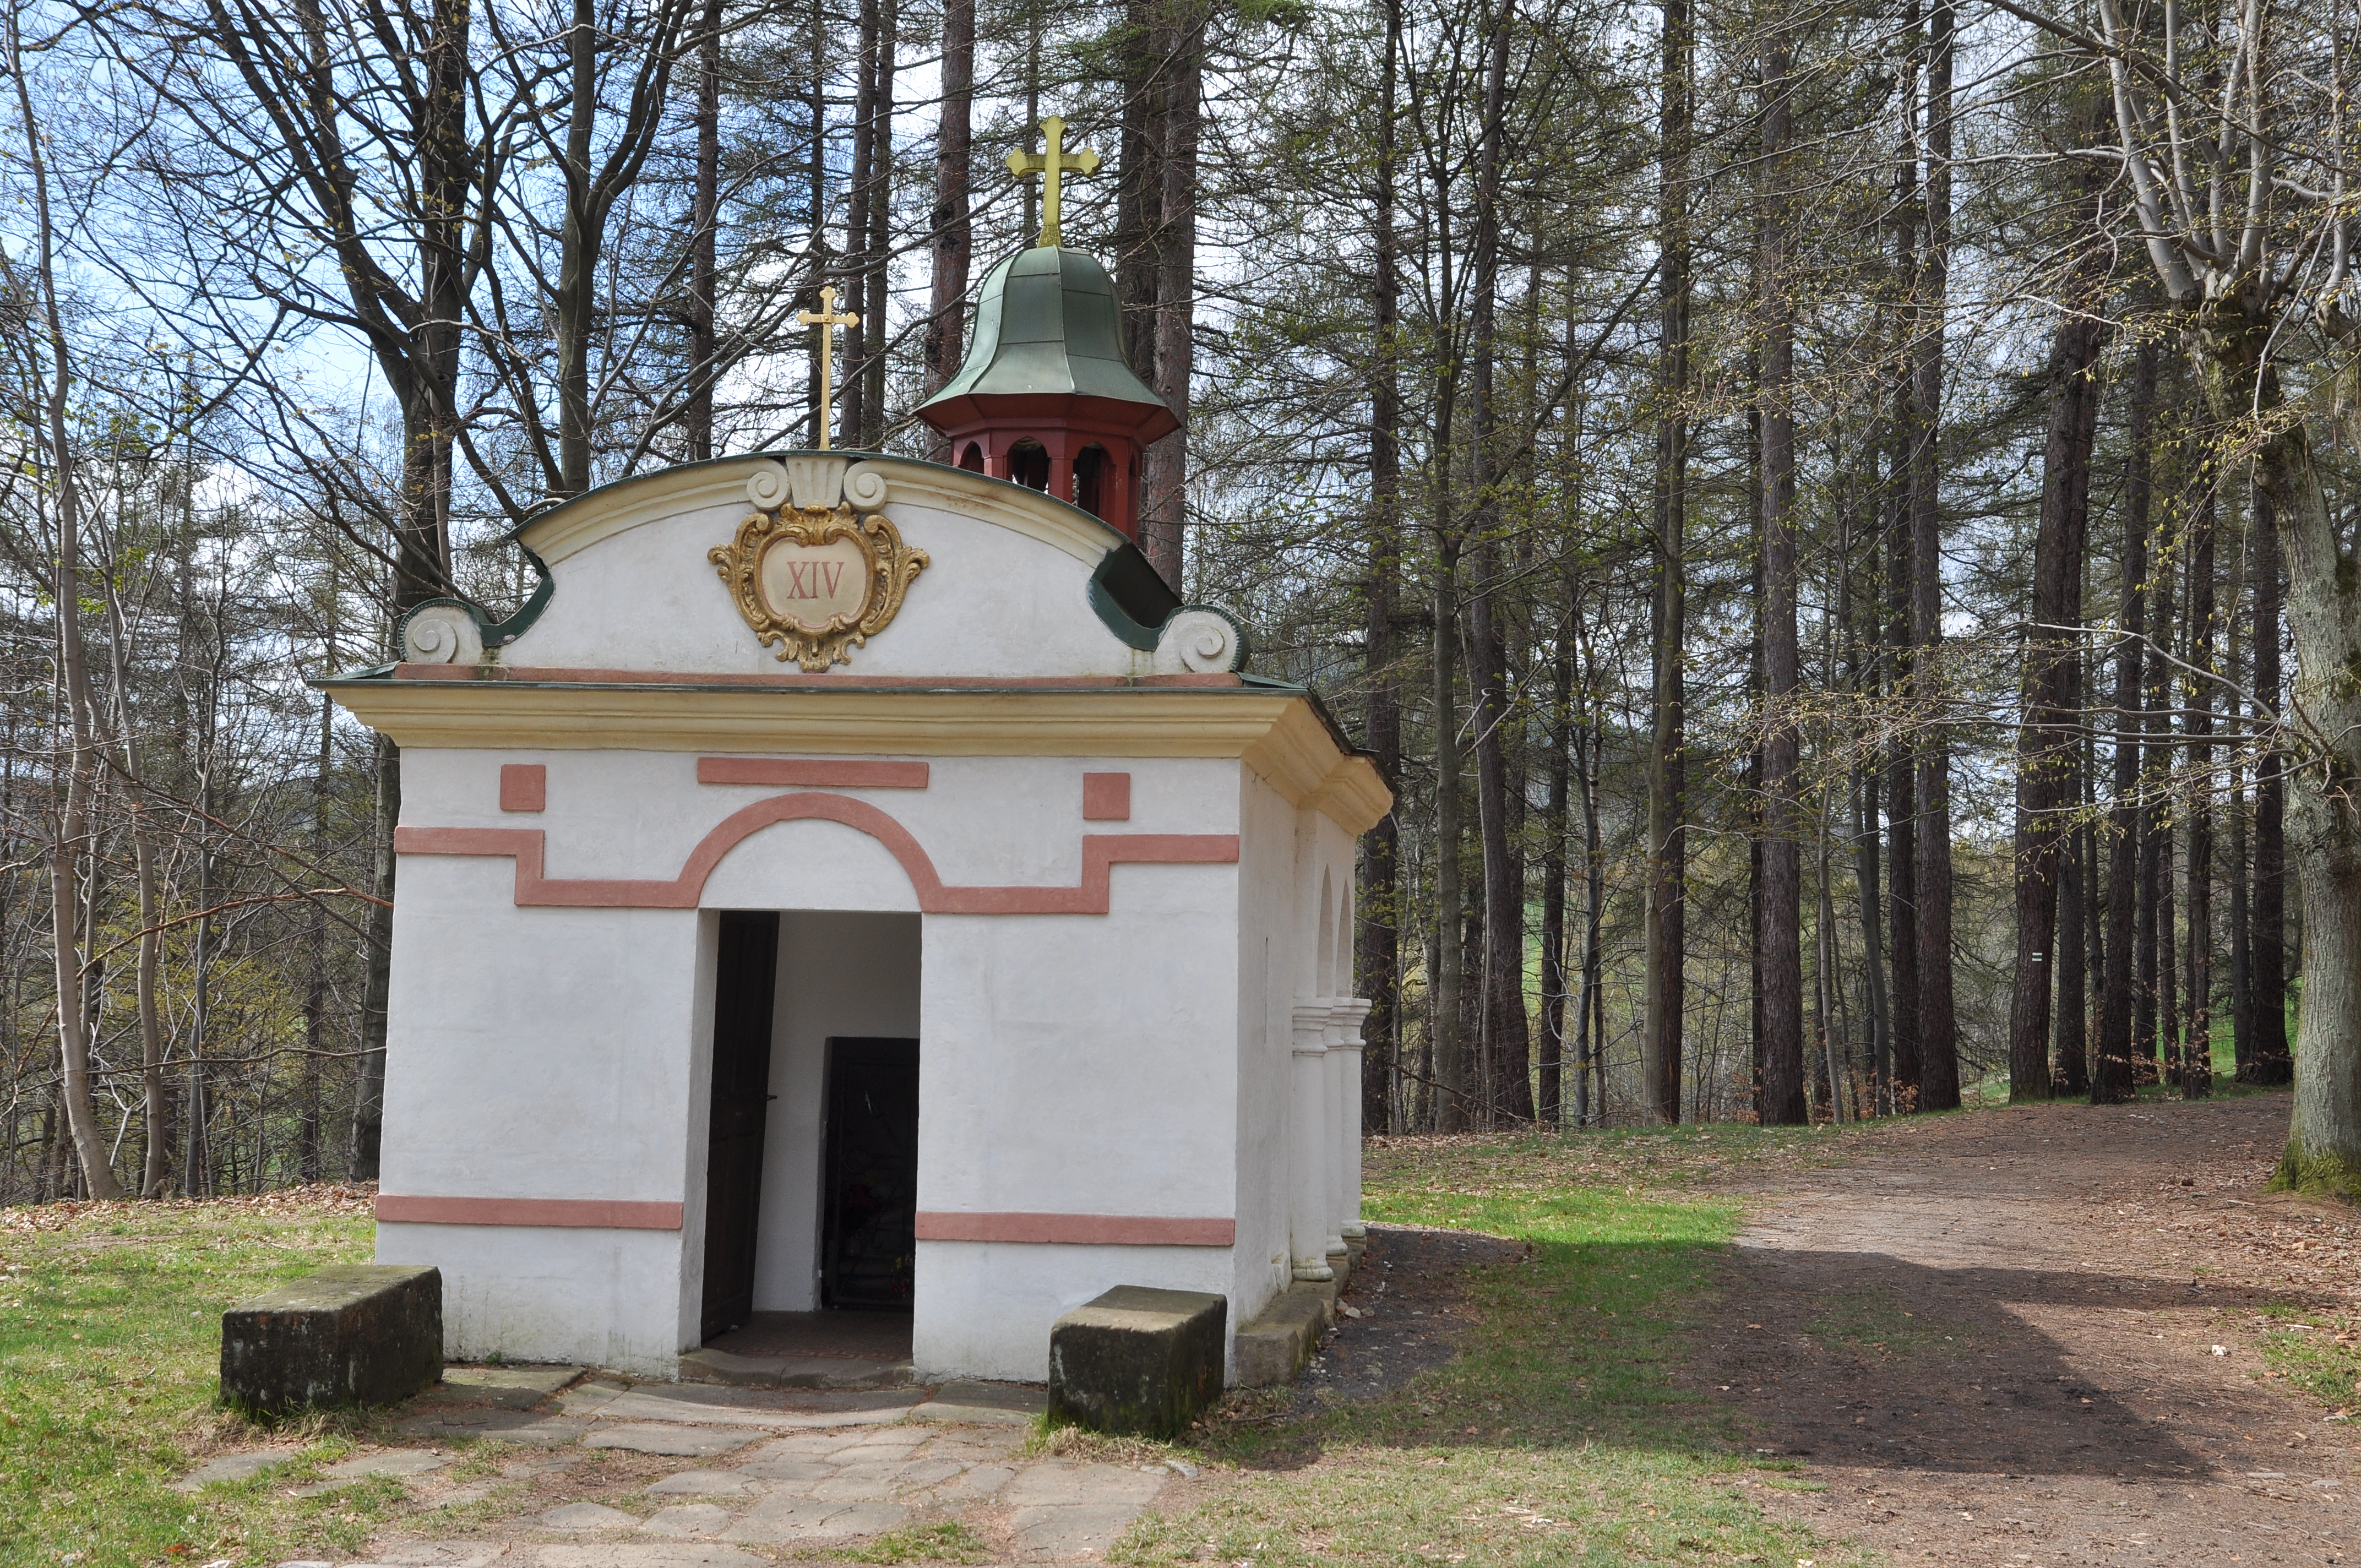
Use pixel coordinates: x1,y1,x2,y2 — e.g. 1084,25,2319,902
1320,1002,1349,1266
1289,1001,1335,1282
1334,999,1370,1243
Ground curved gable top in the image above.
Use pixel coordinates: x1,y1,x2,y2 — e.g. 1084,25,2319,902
323,450,1394,836
418,451,1230,683
516,453,1130,570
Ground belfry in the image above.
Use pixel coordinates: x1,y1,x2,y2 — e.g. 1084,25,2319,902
914,116,1178,545
322,119,1384,1390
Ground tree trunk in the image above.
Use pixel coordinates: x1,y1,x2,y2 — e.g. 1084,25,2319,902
1856,762,1892,1112
1755,24,1805,1126
2229,517,2253,1079
12,21,123,1200
2010,302,2103,1101
1114,0,1165,372
1433,538,1466,1131
842,0,878,446
134,823,168,1195
805,0,831,446
686,0,721,462
103,466,179,1197
1886,363,1921,1102
1141,6,1203,585
1465,15,1527,1128
2249,476,2292,1084
1541,576,1573,1128
1818,796,1848,1121
859,0,897,449
2141,500,2177,1079
350,731,399,1179
301,677,331,1184
1642,0,1691,1125
1357,0,1402,1135
2096,339,2157,1106
923,0,973,426
2248,375,2358,1185
1748,471,1766,1122
2184,466,2217,1099
1910,0,1959,1110
2055,791,2088,1093
556,0,602,493
1581,693,1607,1125
188,827,216,1195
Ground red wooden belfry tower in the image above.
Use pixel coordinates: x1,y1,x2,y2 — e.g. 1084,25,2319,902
915,118,1178,547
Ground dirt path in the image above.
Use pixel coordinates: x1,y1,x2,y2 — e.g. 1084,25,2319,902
1701,1092,2361,1567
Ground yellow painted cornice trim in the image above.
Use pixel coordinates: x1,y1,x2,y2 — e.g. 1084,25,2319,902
329,682,1391,834
516,454,1127,570
1243,703,1393,835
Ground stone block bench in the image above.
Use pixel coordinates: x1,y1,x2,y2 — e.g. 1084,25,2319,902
220,1264,442,1415
1232,1281,1331,1387
1047,1286,1225,1438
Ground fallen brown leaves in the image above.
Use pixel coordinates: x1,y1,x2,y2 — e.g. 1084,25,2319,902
0,1182,378,1235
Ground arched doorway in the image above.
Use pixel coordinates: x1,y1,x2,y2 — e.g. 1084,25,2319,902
695,816,923,1375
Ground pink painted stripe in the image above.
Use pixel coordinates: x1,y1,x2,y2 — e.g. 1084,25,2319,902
914,1212,1236,1246
395,793,1238,914
697,758,929,788
376,1195,684,1231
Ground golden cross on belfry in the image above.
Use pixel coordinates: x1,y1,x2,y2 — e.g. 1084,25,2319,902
1005,115,1100,249
796,284,859,449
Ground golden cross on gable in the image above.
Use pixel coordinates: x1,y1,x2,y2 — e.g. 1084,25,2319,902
1005,115,1100,249
795,284,859,450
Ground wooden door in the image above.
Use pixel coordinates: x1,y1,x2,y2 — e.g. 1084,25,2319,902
700,910,779,1340
820,1037,920,1308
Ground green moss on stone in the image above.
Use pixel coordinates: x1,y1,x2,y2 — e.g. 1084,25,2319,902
2269,1140,2361,1203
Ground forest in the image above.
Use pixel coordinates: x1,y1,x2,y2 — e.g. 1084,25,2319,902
0,0,2353,1204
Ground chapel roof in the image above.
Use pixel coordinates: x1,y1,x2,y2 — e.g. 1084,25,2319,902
914,247,1180,442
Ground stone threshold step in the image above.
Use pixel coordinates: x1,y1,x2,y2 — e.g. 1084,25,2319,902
678,1346,918,1390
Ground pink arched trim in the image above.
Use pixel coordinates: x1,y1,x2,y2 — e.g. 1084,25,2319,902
392,792,1238,914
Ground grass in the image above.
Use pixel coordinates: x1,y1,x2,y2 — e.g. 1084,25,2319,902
837,1520,995,1564
0,1193,388,1568
1952,1005,2295,1109
3,1131,1888,1568
2253,1304,2361,1412
1109,1132,1878,1567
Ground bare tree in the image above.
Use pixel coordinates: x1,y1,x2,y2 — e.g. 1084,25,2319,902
2058,0,2353,1170
7,7,124,1199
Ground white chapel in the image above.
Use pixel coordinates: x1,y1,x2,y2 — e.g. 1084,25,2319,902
324,204,1388,1385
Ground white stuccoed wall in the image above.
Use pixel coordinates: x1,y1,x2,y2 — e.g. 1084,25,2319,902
917,1241,1239,1383
374,738,1256,1376
1232,770,1305,1317
504,484,1142,679
373,852,705,1373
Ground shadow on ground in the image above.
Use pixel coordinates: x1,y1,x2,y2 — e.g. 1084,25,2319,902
1695,1249,2229,1477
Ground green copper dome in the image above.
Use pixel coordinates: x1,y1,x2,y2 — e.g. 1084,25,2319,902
915,246,1179,438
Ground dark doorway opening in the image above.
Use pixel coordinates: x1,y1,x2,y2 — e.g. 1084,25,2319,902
820,1036,918,1308
1074,444,1108,519
700,910,779,1341
1008,439,1049,491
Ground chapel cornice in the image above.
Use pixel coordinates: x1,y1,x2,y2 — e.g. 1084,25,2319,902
315,678,1391,834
